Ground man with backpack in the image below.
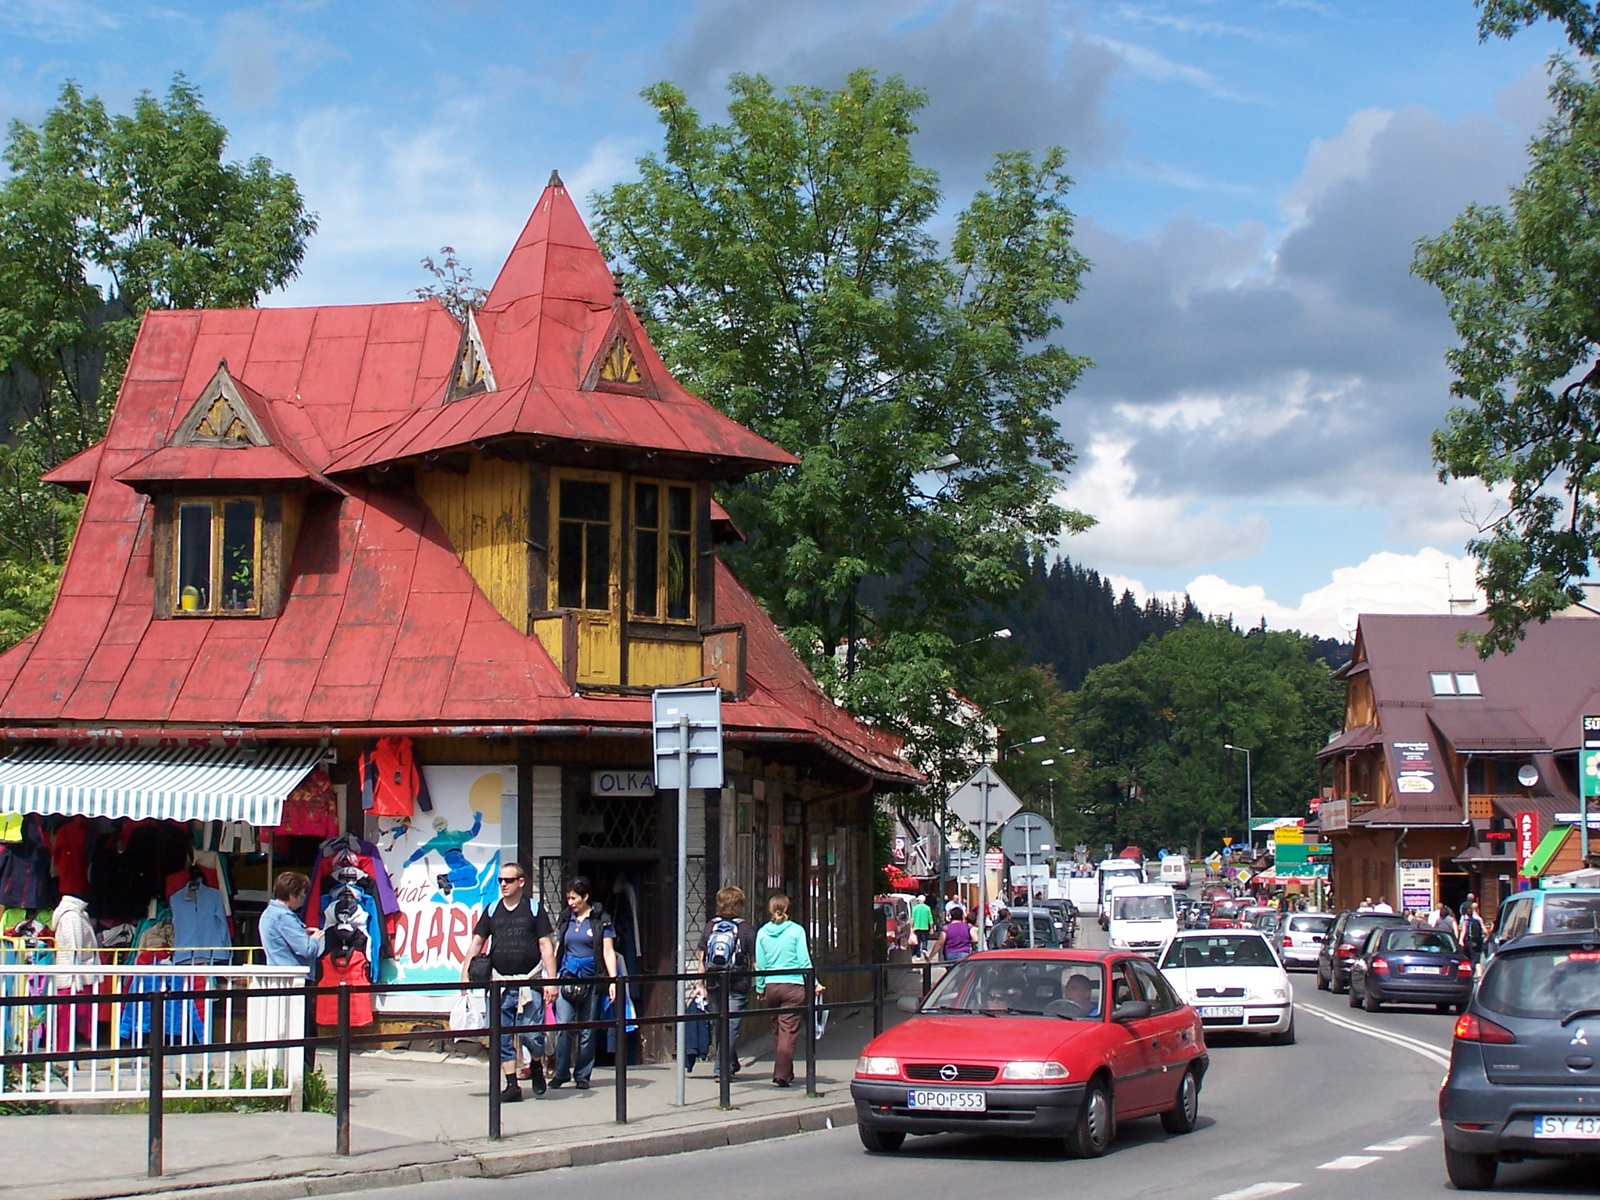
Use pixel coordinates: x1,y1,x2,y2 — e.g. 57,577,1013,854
698,885,756,1076
460,860,556,1103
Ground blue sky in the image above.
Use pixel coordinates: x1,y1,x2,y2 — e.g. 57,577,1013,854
0,1,1572,636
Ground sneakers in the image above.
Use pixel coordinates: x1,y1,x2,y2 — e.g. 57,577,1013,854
500,1079,523,1104
528,1061,547,1096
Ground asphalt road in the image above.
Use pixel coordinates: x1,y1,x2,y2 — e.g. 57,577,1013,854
377,942,1596,1200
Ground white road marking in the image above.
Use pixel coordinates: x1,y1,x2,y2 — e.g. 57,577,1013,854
1297,1004,1453,1068
1317,1155,1382,1170
1430,1118,1442,1127
1365,1135,1432,1152
1214,1185,1302,1200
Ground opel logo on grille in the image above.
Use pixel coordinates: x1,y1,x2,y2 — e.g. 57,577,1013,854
939,1064,959,1081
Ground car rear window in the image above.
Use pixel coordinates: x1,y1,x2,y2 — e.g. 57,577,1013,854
1542,896,1600,934
1288,916,1333,933
1343,915,1405,940
1381,929,1459,953
1213,904,1242,918
1478,947,1600,1020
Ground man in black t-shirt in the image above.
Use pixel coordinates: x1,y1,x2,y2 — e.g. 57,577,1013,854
461,861,556,1102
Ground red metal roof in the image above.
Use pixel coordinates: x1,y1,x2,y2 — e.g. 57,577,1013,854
0,190,912,786
41,442,103,493
323,178,797,477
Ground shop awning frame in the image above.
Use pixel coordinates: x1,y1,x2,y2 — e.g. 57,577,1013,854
0,744,323,825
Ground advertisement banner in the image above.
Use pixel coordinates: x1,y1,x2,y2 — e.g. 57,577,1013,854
1516,811,1539,868
1320,798,1348,832
1393,742,1436,794
1398,858,1434,910
374,765,519,1013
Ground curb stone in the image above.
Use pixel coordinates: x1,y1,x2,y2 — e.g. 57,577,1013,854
55,1100,857,1200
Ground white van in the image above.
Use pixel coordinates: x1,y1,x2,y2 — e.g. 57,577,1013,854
1107,884,1180,955
1159,856,1191,890
1096,859,1144,909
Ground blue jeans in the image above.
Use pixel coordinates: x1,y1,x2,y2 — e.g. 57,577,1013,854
498,985,544,1067
706,982,748,1071
554,985,601,1083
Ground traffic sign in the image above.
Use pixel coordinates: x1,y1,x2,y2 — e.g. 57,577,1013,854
1000,811,1053,863
651,687,724,789
946,766,1022,831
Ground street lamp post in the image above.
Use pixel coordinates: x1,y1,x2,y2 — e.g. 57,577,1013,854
1224,744,1253,856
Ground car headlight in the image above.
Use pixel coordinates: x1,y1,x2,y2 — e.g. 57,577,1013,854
854,1055,900,1078
1250,986,1288,1002
1000,1061,1070,1081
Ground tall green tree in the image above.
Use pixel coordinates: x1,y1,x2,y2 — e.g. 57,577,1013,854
1063,621,1344,856
593,71,1093,787
0,75,315,646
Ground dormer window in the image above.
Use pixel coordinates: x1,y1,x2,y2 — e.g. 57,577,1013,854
1429,672,1455,695
1455,671,1481,695
175,498,261,613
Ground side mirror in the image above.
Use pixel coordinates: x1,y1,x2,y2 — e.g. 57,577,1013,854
1114,1000,1152,1022
896,995,920,1014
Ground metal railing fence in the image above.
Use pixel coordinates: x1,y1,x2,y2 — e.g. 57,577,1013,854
0,958,957,1179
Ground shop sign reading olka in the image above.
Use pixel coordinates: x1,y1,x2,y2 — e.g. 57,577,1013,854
373,765,518,1012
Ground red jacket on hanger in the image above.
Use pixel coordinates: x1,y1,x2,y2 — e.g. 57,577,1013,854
358,738,432,817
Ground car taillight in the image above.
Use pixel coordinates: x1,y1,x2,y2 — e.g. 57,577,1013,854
1569,951,1600,961
1454,1012,1516,1044
1282,936,1293,948
1337,944,1355,958
1457,960,1473,975
1371,956,1390,973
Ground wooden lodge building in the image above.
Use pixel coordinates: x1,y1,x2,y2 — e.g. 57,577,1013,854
1317,613,1600,921
0,176,918,1035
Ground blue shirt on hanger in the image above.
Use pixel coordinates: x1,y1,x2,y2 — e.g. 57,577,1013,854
169,883,230,964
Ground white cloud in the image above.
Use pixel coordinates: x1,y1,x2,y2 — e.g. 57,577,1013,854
1112,547,1483,639
1057,435,1266,567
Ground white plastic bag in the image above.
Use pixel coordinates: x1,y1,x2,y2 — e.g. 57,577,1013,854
449,991,486,1034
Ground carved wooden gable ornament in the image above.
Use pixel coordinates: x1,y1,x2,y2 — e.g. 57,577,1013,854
171,363,271,447
446,309,496,402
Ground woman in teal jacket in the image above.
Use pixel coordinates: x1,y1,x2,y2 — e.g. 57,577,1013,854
754,893,814,1086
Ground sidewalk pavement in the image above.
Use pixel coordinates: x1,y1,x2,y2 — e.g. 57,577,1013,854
5,982,921,1200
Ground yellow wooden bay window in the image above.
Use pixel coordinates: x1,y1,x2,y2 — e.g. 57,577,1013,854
631,479,695,622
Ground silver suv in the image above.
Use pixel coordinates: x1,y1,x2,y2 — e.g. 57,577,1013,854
1279,912,1334,970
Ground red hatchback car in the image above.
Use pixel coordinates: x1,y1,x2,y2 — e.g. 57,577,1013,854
852,950,1209,1157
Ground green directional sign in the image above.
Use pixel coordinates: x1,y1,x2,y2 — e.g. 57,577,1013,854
1583,748,1600,799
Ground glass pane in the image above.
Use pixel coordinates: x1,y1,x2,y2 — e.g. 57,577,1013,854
557,522,583,608
560,479,610,523
176,503,213,611
633,529,658,617
584,521,610,610
220,500,257,610
667,486,692,532
634,482,658,530
666,531,691,619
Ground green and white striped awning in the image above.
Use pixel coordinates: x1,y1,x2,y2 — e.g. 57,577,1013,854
0,744,323,825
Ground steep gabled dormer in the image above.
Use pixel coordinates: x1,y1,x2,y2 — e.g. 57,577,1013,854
115,362,333,620
446,309,497,403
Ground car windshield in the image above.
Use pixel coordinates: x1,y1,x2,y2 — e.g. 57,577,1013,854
1113,894,1174,922
1160,935,1278,969
1543,896,1600,934
1381,929,1459,954
924,958,1104,1019
1478,948,1600,1020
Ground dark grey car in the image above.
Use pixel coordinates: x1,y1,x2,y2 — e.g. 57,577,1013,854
1439,932,1600,1189
1316,911,1410,993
